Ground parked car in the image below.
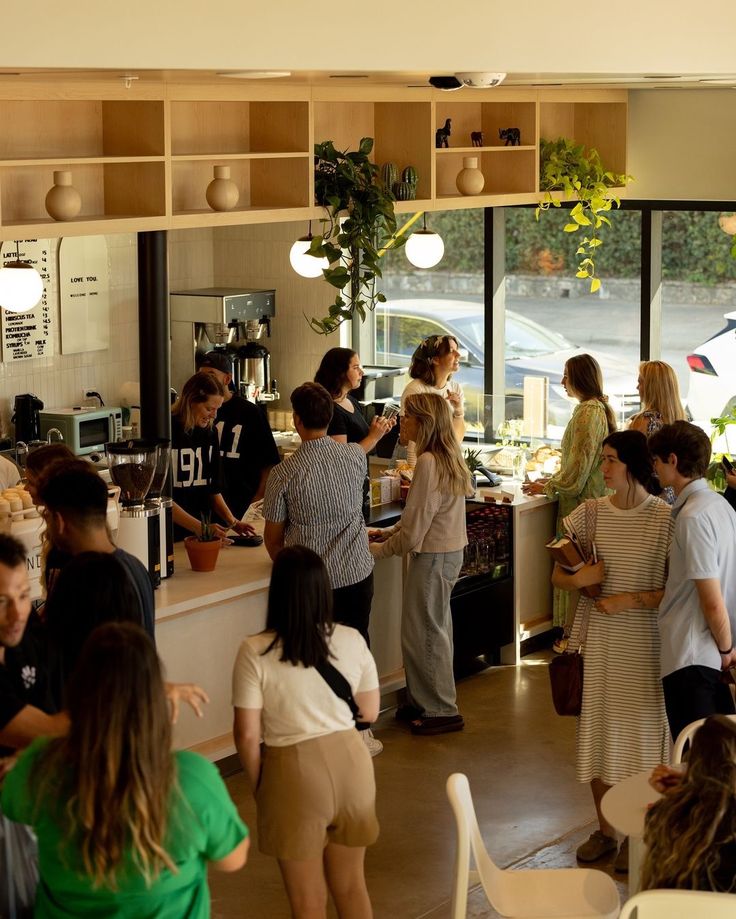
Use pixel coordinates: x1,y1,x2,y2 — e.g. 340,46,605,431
685,310,736,431
374,299,640,438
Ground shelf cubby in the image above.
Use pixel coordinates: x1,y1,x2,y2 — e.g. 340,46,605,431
435,148,537,197
540,101,627,176
434,100,537,151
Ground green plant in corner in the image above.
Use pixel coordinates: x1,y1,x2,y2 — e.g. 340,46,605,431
536,137,632,294
463,448,485,475
308,137,405,335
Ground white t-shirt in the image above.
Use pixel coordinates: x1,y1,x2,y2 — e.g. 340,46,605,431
0,456,20,490
232,623,379,747
400,378,465,466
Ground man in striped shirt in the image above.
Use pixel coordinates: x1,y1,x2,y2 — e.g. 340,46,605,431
263,382,374,644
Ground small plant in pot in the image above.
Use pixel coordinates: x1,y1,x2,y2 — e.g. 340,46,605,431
184,513,222,572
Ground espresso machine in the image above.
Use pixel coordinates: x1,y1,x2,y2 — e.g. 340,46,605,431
106,441,161,587
145,438,174,581
170,287,279,403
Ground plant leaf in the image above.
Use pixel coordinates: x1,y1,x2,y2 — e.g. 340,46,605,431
590,278,602,293
563,223,579,233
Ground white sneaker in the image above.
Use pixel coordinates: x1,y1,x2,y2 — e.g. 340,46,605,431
362,728,383,757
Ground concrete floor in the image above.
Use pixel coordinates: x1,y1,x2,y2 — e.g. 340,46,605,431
209,654,623,918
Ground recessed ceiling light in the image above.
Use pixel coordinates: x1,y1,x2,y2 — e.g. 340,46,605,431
699,77,736,84
643,74,681,80
328,74,369,79
218,70,291,79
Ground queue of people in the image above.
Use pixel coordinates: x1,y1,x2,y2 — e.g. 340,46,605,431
2,340,736,914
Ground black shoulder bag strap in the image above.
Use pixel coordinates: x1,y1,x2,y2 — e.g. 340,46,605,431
314,659,362,723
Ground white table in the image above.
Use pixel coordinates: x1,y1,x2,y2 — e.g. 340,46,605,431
601,769,662,894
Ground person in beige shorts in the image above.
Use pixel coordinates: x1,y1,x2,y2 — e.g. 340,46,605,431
233,545,380,919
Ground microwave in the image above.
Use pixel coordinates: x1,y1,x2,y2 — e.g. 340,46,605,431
39,407,123,456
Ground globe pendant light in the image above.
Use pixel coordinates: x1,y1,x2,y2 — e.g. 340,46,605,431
0,241,44,312
405,214,444,269
289,221,330,278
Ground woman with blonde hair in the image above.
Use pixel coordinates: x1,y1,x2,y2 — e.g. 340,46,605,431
370,392,472,735
171,370,255,541
630,360,686,434
642,715,736,892
524,354,616,636
2,622,248,916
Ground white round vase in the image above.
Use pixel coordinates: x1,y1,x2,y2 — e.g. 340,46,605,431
206,166,239,211
45,170,82,221
455,157,485,196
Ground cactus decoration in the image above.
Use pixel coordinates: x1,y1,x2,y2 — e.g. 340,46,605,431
392,181,415,201
401,165,418,186
380,162,399,191
388,165,419,201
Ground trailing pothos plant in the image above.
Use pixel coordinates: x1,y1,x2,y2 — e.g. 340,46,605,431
536,137,632,293
307,137,405,335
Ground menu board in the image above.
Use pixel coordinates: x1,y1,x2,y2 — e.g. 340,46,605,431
0,238,54,362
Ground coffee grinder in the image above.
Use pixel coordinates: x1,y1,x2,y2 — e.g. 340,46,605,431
145,439,174,580
106,441,160,587
169,287,279,403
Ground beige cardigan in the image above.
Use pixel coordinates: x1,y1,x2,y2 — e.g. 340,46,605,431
371,452,468,558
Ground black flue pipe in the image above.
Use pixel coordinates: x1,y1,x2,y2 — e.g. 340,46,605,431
137,231,171,446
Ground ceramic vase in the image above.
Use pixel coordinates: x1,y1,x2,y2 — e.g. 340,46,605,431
45,170,82,221
206,166,239,211
455,156,485,196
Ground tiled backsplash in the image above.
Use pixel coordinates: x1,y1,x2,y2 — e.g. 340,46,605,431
0,222,339,438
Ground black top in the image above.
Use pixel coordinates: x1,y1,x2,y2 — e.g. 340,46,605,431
114,548,156,639
171,414,223,541
327,394,370,443
215,395,280,520
0,612,56,755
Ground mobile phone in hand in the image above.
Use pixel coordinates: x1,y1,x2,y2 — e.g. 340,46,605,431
722,455,734,474
382,403,399,421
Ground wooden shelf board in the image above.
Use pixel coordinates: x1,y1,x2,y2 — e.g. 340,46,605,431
0,156,165,167
434,191,541,209
435,145,537,154
171,204,313,228
171,151,311,162
394,198,434,213
0,214,167,240
520,617,553,639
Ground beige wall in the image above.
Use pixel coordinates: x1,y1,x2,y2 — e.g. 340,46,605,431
212,223,341,406
4,2,736,74
628,89,736,200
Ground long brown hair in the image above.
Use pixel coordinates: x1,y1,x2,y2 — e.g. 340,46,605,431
405,393,471,496
172,371,224,433
33,622,176,888
641,716,736,892
565,354,616,434
637,360,686,425
409,335,458,385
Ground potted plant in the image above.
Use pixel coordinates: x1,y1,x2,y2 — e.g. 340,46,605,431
184,513,222,572
706,405,736,492
307,137,406,334
536,137,632,293
464,447,485,489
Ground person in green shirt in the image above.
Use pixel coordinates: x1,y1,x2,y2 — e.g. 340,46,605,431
1,622,248,918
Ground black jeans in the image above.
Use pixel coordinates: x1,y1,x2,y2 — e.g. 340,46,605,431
332,572,374,647
662,665,736,742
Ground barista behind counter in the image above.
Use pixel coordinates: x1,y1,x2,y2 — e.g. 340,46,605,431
170,372,257,542
198,351,280,519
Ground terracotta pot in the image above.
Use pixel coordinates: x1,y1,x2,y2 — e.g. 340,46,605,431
206,165,239,211
45,170,82,221
184,535,221,572
455,156,485,196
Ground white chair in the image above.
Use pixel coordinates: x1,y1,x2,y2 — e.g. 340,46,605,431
619,888,736,918
673,714,736,763
446,773,620,919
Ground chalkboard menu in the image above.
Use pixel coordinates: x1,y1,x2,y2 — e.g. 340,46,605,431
0,239,53,361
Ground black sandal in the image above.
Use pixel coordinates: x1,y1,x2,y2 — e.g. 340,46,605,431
410,715,464,735
395,704,424,723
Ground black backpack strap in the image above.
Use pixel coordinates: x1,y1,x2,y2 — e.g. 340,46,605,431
314,659,361,722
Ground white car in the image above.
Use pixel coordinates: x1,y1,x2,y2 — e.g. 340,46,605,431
374,299,639,437
685,310,736,430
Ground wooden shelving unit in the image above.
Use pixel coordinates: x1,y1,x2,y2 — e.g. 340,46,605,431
0,83,627,241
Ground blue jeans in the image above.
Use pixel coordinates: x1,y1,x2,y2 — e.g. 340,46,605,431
402,549,463,717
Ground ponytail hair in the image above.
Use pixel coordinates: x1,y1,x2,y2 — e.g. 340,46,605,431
565,354,616,434
602,430,662,496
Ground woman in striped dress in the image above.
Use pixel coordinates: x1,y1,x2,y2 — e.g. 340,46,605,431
551,430,673,871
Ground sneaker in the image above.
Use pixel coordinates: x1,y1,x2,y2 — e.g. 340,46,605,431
410,714,465,736
576,830,617,863
362,728,383,757
614,837,629,873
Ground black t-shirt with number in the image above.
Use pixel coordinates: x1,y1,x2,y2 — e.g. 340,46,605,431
170,414,223,541
215,395,281,520
1,612,56,755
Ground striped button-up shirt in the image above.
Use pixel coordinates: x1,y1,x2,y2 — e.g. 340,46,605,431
263,436,373,589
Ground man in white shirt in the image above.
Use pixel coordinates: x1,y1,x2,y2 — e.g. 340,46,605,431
650,421,736,741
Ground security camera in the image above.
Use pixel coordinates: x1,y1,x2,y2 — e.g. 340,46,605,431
428,75,463,91
455,72,507,89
